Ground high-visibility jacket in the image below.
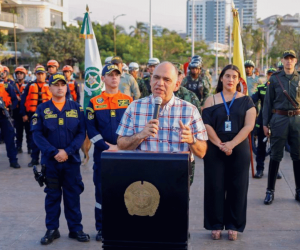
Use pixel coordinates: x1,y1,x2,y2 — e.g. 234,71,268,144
0,82,12,107
14,81,28,97
68,80,80,103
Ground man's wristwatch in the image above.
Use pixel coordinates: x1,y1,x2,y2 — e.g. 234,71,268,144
189,136,197,145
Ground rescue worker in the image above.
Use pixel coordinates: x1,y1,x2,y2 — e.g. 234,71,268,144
263,50,300,205
143,57,160,94
13,66,31,153
46,60,59,81
85,63,133,241
251,68,282,179
32,74,89,245
181,58,210,106
2,66,15,85
245,60,259,96
63,65,81,103
21,65,52,167
111,56,140,100
128,62,149,98
0,65,20,168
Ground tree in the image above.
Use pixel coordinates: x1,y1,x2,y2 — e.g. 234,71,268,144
129,22,148,38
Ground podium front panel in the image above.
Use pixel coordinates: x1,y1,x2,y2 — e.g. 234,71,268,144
101,151,190,250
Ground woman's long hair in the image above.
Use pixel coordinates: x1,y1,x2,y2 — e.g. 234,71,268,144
215,64,241,93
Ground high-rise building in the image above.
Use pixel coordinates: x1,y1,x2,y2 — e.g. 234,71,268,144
233,0,257,27
186,0,231,44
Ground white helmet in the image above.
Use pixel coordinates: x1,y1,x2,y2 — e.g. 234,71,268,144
122,63,129,71
105,56,113,65
28,71,32,75
129,62,139,71
147,58,160,66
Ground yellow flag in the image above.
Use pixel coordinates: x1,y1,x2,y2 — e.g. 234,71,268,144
232,7,247,95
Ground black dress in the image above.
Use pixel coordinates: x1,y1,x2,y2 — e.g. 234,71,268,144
202,96,255,232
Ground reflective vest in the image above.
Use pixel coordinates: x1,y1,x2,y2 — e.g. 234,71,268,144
0,83,12,107
25,82,52,112
15,82,27,97
68,80,77,101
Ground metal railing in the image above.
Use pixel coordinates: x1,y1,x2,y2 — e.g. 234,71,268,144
0,12,22,25
25,0,63,6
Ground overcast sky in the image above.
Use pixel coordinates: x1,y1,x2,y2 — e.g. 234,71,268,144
69,0,300,32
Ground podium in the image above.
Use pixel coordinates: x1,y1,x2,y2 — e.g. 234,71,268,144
101,150,190,250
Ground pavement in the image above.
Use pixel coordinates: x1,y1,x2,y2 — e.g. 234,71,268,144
0,141,300,250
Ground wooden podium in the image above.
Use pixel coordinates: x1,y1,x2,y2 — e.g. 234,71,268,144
101,151,190,250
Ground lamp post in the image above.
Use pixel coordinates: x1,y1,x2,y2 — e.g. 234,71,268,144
215,0,218,81
191,0,195,56
113,14,126,56
149,0,153,58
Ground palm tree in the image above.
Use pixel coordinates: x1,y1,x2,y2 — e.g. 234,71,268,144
129,22,148,38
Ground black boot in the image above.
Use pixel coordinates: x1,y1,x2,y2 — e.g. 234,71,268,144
96,230,102,241
264,159,280,205
293,160,300,202
254,170,264,178
28,159,39,167
277,172,282,179
40,229,60,245
17,147,23,154
69,231,90,242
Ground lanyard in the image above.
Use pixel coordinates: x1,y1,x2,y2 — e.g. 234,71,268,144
221,91,237,120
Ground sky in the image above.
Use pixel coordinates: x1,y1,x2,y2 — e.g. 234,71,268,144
69,0,300,33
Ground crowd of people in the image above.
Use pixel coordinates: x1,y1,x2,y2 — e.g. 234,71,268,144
0,49,299,245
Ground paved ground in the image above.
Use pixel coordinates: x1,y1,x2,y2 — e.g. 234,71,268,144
1,140,300,250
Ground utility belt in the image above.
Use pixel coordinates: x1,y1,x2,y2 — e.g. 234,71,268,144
272,109,300,116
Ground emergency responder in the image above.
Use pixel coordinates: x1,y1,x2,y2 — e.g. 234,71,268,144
32,73,89,245
128,62,149,98
0,65,20,168
263,50,300,205
111,56,140,100
2,66,15,85
245,60,259,96
21,65,52,167
181,58,210,106
46,60,59,81
63,65,81,103
143,57,160,94
251,68,282,179
13,66,31,153
85,63,133,241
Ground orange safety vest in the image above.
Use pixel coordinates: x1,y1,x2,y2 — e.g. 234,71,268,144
68,80,77,102
0,83,12,107
15,82,27,97
25,82,52,112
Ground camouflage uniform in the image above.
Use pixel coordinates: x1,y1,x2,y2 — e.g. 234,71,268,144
119,72,141,100
143,75,151,95
136,77,150,98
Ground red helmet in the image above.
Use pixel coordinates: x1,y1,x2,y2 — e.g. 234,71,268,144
47,60,59,68
62,65,73,72
15,66,27,74
3,66,9,73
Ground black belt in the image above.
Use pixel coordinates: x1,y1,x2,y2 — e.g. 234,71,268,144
272,109,300,116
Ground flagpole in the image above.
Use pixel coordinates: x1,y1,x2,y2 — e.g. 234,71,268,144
191,0,195,56
149,0,153,58
215,0,218,81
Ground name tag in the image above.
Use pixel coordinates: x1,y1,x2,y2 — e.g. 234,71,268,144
225,121,231,131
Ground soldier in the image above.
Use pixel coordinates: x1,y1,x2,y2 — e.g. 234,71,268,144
263,50,300,205
13,66,31,153
63,65,81,103
129,62,149,98
181,58,210,106
85,64,133,241
122,63,129,74
251,68,282,179
244,60,259,96
143,58,160,94
21,65,52,167
111,56,140,100
32,74,89,245
0,65,20,168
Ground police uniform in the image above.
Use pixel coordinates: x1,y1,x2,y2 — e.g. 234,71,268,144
67,80,81,103
136,77,149,98
85,90,132,239
263,50,300,203
32,74,89,244
0,80,19,168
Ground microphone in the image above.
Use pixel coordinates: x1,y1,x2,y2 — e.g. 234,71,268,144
153,97,162,119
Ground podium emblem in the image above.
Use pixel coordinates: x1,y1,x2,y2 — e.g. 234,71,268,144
124,181,160,217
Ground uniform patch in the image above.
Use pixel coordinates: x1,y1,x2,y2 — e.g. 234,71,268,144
95,105,107,109
32,113,38,117
32,118,37,125
111,110,116,117
59,118,64,125
96,97,104,104
66,109,78,118
88,112,94,120
86,107,94,113
79,106,84,111
118,99,130,107
45,114,57,119
44,108,53,115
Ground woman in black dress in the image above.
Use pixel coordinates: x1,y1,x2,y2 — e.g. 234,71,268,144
202,65,256,240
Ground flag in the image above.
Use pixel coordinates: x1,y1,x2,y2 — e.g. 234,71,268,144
232,4,247,95
80,5,105,109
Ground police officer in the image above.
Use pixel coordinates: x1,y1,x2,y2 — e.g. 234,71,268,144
13,66,31,153
0,65,20,168
32,74,89,245
21,65,52,167
277,61,284,71
85,63,133,241
263,50,300,205
143,58,160,94
181,58,210,106
251,67,283,179
111,56,140,100
63,65,81,103
245,60,259,96
129,62,149,98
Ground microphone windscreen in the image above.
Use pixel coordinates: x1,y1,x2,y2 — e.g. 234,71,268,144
154,97,162,105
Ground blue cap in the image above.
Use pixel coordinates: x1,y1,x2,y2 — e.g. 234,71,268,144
49,74,67,85
102,63,121,76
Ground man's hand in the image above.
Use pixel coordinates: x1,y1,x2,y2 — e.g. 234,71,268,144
106,142,118,151
263,126,270,138
54,149,68,162
179,120,193,144
138,119,159,139
17,96,21,101
23,115,28,122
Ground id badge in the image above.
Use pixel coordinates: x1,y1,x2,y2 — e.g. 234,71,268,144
225,121,232,131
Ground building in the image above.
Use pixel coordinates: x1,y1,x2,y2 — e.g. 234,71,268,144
233,0,257,27
186,0,231,44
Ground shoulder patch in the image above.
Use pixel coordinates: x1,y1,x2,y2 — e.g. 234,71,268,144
32,118,37,125
86,106,94,113
88,112,94,120
32,113,38,117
